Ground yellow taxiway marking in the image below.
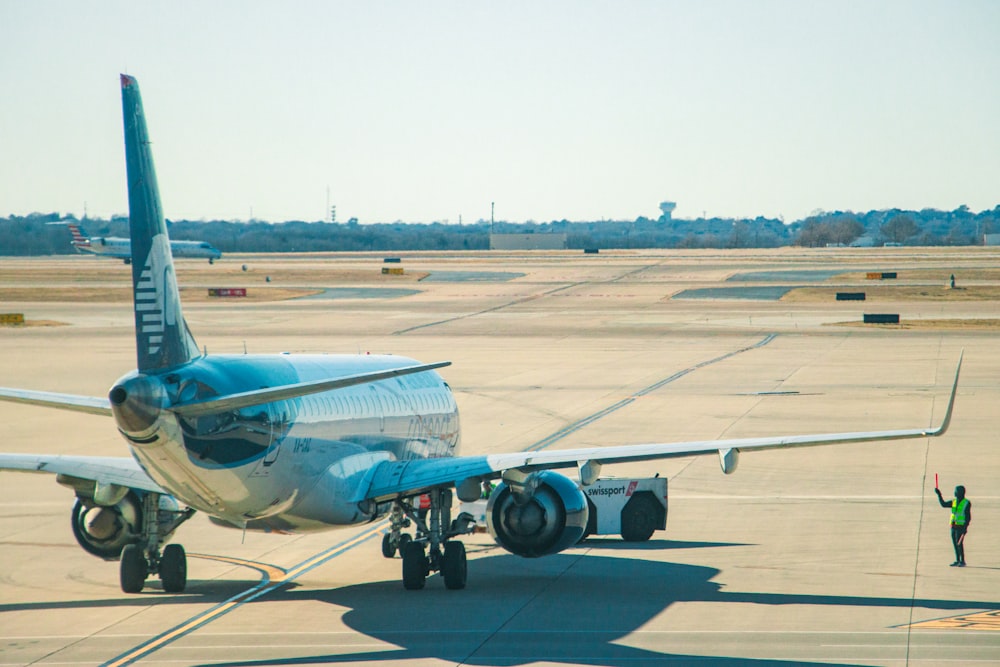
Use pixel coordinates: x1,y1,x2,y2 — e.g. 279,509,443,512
102,523,384,667
188,552,288,582
908,610,1000,631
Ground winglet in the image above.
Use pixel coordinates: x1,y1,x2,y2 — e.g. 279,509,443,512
925,350,963,437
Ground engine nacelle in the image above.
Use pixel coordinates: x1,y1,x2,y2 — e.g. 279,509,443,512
71,494,141,560
70,492,181,561
486,470,589,557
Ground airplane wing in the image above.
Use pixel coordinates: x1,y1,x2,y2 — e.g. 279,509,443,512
0,454,165,494
0,388,112,416
0,391,160,494
363,352,962,502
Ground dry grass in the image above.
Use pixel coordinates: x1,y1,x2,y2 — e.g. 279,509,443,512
837,268,1000,282
783,285,1000,303
829,318,1000,330
0,286,322,303
0,319,68,327
0,287,133,302
183,287,323,302
784,266,1000,303
0,259,427,303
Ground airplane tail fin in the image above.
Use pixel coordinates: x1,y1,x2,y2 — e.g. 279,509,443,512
66,223,89,247
120,74,200,372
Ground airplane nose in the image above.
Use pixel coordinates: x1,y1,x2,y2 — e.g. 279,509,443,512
110,374,167,439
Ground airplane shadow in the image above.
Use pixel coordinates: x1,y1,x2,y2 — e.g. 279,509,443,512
0,578,301,614
579,537,749,550
0,540,728,613
191,553,998,667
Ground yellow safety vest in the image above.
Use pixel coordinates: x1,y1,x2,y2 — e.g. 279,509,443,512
951,498,969,526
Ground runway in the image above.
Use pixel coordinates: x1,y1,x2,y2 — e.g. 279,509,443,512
1,248,998,666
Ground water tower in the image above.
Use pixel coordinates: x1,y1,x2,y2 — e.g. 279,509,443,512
659,201,677,220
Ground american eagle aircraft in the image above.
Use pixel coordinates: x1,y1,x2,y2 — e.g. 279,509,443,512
53,220,222,264
0,75,962,594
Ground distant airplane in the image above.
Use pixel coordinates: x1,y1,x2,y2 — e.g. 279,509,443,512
53,221,221,264
0,75,962,595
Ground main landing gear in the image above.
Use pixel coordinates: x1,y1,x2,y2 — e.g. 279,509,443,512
381,489,476,590
120,493,194,594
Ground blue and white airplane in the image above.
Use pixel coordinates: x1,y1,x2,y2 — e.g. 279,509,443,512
0,75,962,594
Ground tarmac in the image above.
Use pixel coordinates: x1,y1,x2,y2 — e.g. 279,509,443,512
1,247,998,666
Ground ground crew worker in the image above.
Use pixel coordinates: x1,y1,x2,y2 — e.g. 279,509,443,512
935,484,971,566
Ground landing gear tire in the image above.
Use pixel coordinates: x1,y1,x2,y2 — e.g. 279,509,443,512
621,495,658,542
442,541,467,590
120,544,147,593
159,543,187,593
382,532,414,559
402,542,428,590
381,533,397,558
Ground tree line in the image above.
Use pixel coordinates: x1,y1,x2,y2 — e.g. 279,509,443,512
3,205,998,256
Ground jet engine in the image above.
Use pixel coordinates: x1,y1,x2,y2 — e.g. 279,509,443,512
71,494,142,560
70,491,182,561
486,470,588,557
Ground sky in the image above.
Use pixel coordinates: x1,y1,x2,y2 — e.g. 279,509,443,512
1,1,998,225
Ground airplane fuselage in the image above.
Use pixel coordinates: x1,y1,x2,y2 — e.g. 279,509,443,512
74,237,221,261
112,354,459,532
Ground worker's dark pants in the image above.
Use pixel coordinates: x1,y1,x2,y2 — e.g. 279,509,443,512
951,525,967,563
